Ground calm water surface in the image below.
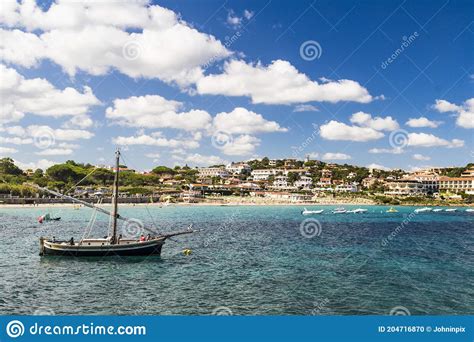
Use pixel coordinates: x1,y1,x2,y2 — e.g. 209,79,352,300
0,205,472,315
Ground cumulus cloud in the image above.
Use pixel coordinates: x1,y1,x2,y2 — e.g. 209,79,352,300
35,148,73,156
433,98,474,129
406,117,441,128
0,64,100,124
14,158,55,171
219,135,260,156
0,146,18,155
293,104,319,112
367,163,391,171
212,107,287,134
407,133,464,148
178,153,228,166
106,95,212,131
322,152,351,160
369,147,404,154
6,125,94,142
349,111,399,131
0,1,231,87
319,120,384,141
112,133,200,149
412,154,430,161
196,59,374,104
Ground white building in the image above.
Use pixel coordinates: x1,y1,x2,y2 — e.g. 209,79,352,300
251,168,281,181
294,176,313,190
385,180,425,196
197,167,229,178
271,175,296,190
225,162,251,175
335,184,359,192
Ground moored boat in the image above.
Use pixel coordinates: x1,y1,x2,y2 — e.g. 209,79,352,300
386,207,398,213
301,208,324,215
347,208,367,214
445,208,457,212
36,150,194,257
332,207,346,214
432,208,443,212
414,207,432,213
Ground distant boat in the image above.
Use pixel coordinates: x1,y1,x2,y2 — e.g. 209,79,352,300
414,207,432,213
466,208,474,212
347,208,367,214
386,207,398,213
445,208,457,212
34,150,194,257
332,207,346,214
301,208,324,215
38,213,61,223
432,208,443,212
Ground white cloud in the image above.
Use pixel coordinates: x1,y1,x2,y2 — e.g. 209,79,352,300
106,95,212,131
227,11,242,27
0,64,100,124
0,146,18,155
6,125,94,142
319,120,384,141
293,104,319,112
196,59,374,104
219,135,260,156
350,111,399,131
407,133,464,148
62,115,94,129
179,153,228,166
243,10,254,20
367,163,390,171
212,107,287,134
433,98,474,129
112,133,199,149
412,154,431,161
369,147,404,154
0,2,231,87
0,136,33,145
406,117,441,128
322,152,351,160
145,153,161,158
35,148,73,156
14,158,55,171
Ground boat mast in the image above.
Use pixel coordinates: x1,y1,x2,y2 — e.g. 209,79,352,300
111,149,120,244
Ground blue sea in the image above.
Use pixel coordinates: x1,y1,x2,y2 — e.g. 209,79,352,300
0,205,472,315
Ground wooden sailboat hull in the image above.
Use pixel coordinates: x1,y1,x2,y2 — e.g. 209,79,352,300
40,238,165,257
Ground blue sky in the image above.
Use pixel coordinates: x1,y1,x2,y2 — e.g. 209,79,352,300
0,0,472,171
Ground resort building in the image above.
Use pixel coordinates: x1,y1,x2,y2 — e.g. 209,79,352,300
251,168,281,181
284,159,297,168
317,177,332,187
461,166,474,177
271,175,297,190
335,184,359,192
197,167,229,178
225,162,251,175
268,159,277,166
385,180,425,196
321,169,332,178
283,168,311,176
439,176,474,194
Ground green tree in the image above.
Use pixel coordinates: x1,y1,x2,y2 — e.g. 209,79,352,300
0,158,23,175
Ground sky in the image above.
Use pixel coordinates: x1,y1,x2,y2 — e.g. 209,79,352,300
0,0,473,172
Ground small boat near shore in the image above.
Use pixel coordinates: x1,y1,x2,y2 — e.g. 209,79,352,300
466,208,474,213
445,208,457,212
347,208,367,214
386,207,398,213
432,208,443,212
332,207,346,214
414,207,432,213
38,213,61,223
34,150,194,257
301,208,324,215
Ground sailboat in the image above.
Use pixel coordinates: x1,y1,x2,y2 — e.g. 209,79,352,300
37,150,194,257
